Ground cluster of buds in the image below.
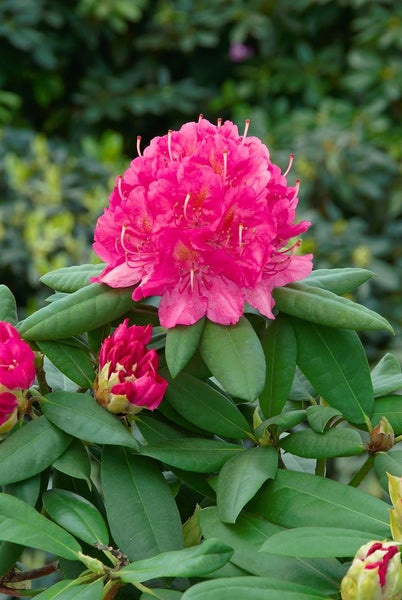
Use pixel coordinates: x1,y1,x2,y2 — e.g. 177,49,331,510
0,322,36,433
341,540,402,600
94,319,167,416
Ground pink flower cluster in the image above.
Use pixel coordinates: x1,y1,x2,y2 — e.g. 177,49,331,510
93,118,313,328
94,319,167,415
0,322,36,431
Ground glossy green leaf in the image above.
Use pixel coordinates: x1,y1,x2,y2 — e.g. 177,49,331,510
306,405,343,433
255,411,307,437
260,526,373,557
0,285,17,324
0,416,71,485
136,414,188,445
273,282,393,332
118,538,233,583
304,268,374,294
291,319,374,424
37,340,96,388
165,372,250,439
199,508,344,594
52,439,91,484
43,489,109,546
375,451,402,491
371,353,402,397
217,447,278,523
165,318,205,378
181,577,328,600
0,493,81,560
199,317,266,401
40,263,105,292
141,439,242,473
34,579,104,599
140,591,183,600
0,475,41,577
259,315,297,418
19,283,135,340
251,470,390,537
42,391,138,449
279,427,364,459
101,446,183,561
371,395,402,434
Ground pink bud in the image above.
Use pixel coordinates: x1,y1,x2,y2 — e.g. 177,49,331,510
0,321,36,391
94,319,168,415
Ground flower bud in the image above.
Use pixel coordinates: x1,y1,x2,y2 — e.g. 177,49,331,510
369,417,395,453
341,541,402,600
0,392,18,434
94,319,168,415
388,474,402,543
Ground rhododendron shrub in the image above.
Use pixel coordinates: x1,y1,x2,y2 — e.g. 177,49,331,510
92,118,313,327
0,120,401,600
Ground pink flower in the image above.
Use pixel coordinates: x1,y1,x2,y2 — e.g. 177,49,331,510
92,117,313,328
94,319,168,415
0,322,36,391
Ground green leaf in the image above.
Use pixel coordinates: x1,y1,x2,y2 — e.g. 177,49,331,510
255,411,307,437
0,416,71,485
0,493,81,560
101,446,183,561
37,340,96,388
140,591,183,600
251,470,390,537
217,447,278,523
118,538,233,583
304,268,374,294
259,315,297,418
375,451,402,490
371,353,402,397
291,319,374,424
273,282,394,332
52,439,91,484
306,405,343,433
165,318,205,378
260,526,373,557
279,428,364,459
141,439,242,473
43,489,109,546
181,577,328,600
165,373,250,439
199,317,266,401
42,391,138,449
199,508,344,594
136,414,188,445
34,579,104,599
0,285,17,324
40,263,105,292
19,283,135,340
371,395,402,434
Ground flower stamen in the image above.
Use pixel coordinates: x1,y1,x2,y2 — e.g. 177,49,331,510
217,118,222,127
136,136,142,157
198,114,204,123
183,193,191,220
222,151,228,183
167,130,173,161
283,154,295,177
241,119,250,144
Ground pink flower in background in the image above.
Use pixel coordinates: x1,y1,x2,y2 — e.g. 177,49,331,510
229,42,254,62
94,319,167,415
92,117,313,328
0,322,35,391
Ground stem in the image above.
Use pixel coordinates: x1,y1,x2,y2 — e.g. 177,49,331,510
348,455,374,487
4,562,59,583
315,458,327,477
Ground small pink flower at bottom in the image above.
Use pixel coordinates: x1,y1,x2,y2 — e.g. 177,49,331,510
92,117,313,328
94,319,167,415
341,541,402,600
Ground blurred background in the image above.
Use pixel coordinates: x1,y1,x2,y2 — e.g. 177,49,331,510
0,0,401,360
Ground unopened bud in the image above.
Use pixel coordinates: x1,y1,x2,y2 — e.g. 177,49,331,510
369,417,394,453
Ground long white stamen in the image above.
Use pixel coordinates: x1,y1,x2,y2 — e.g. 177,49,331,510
198,113,204,123
136,135,142,157
120,225,130,254
283,154,294,177
190,268,195,291
183,193,191,219
222,151,228,182
241,119,250,144
167,130,173,161
217,117,222,127
238,224,244,249
291,179,300,200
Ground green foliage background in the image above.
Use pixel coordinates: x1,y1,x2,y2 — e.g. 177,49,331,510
0,0,401,356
